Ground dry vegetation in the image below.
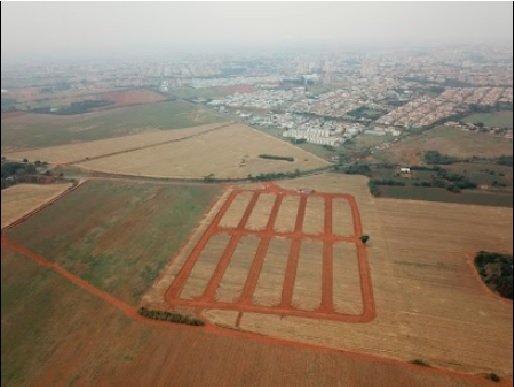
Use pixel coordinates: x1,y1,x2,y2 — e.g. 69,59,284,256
2,248,487,387
3,122,230,164
149,174,513,379
1,183,72,228
75,124,329,178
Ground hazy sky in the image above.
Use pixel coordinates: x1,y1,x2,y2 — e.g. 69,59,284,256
1,1,513,62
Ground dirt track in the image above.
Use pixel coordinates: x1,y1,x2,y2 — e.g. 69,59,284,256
165,183,375,322
1,219,505,387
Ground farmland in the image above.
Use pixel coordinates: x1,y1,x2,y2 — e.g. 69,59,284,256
1,183,72,228
148,173,513,379
372,126,513,165
462,111,513,129
5,180,223,305
75,124,330,178
2,248,491,387
1,100,224,151
3,122,232,164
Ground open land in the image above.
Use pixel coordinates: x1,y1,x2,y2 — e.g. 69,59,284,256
462,111,513,129
89,89,167,109
3,88,167,112
0,100,224,151
4,180,223,305
372,126,512,165
2,247,492,387
3,122,232,164
148,174,513,379
1,183,72,228
74,124,330,178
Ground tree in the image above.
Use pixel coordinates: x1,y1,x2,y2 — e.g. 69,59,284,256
360,235,370,244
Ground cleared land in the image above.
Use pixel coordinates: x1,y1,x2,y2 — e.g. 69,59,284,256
3,122,231,164
5,180,223,305
239,174,513,378
2,173,511,385
372,126,513,165
151,173,513,379
1,100,224,151
91,89,167,109
462,111,513,129
76,124,329,178
1,183,72,228
161,183,373,324
1,249,488,387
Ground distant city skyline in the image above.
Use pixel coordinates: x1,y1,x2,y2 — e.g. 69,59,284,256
1,1,513,63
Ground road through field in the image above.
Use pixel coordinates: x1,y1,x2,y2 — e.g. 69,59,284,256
164,184,375,323
1,230,504,387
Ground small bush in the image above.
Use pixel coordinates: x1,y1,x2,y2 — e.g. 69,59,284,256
410,359,430,367
486,373,501,382
259,154,294,162
137,307,205,326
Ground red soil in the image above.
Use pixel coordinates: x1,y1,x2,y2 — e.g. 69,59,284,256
95,89,167,109
165,184,375,323
0,214,505,386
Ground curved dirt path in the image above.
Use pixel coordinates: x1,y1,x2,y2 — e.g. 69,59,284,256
0,235,502,387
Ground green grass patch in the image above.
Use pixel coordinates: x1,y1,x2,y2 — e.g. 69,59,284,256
1,100,224,149
462,111,513,129
1,248,151,386
6,180,222,305
379,185,513,207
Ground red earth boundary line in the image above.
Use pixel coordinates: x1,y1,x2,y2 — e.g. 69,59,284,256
279,194,307,308
166,189,239,299
320,196,334,312
201,191,261,302
0,234,506,386
239,193,284,304
165,186,376,323
1,235,137,319
1,180,85,232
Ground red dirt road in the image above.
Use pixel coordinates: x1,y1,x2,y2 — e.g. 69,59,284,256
165,184,375,323
1,235,137,319
0,208,507,386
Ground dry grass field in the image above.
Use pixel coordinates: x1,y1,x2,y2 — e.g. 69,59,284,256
1,183,72,228
75,123,330,178
2,248,488,387
1,100,224,151
147,173,513,379
3,175,511,385
3,122,230,164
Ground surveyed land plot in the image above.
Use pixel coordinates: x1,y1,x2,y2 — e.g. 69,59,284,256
164,183,375,323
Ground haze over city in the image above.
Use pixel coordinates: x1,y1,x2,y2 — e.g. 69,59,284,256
1,1,513,386
1,1,513,63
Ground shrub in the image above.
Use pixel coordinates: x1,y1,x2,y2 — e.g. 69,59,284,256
258,154,294,162
410,359,430,367
137,307,205,326
486,373,501,382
